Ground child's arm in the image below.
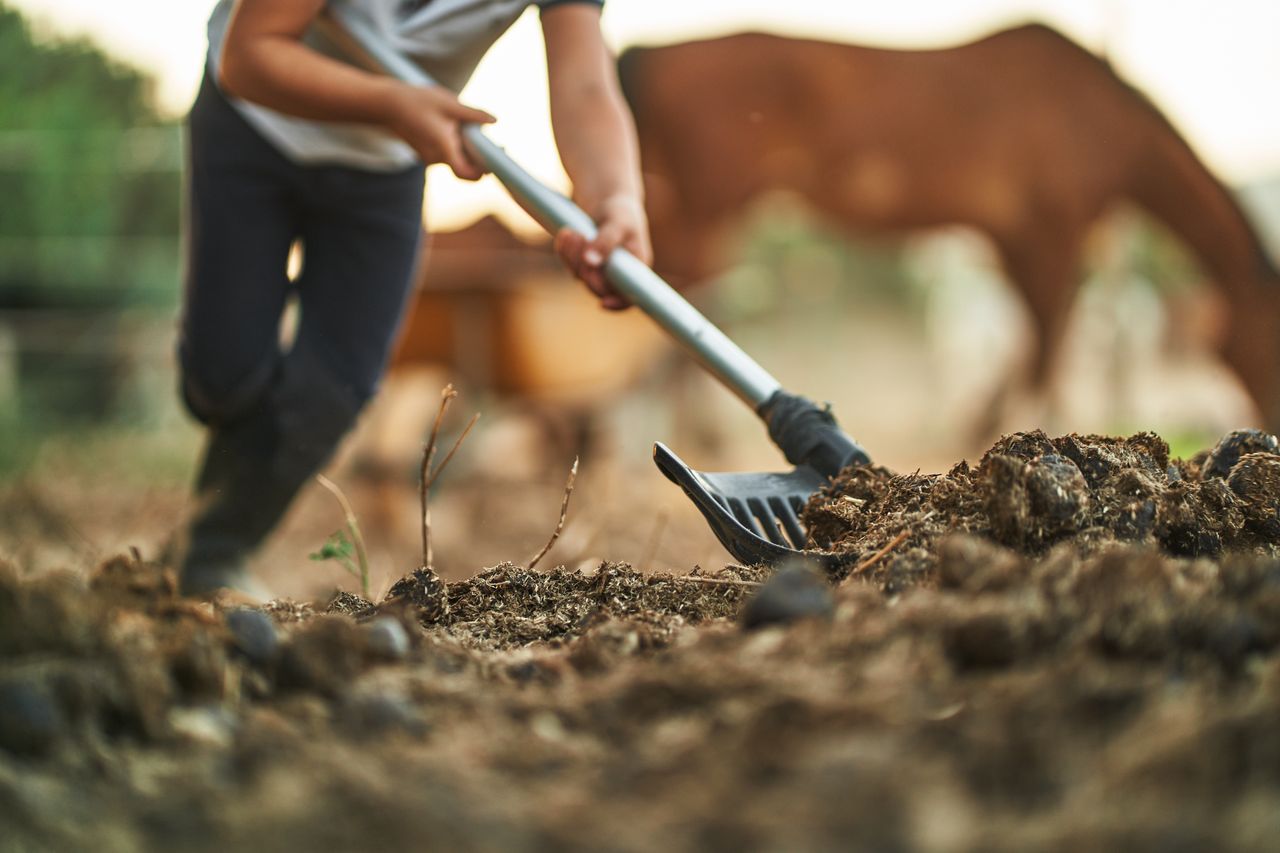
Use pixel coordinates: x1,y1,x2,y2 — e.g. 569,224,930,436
542,3,650,309
220,0,494,179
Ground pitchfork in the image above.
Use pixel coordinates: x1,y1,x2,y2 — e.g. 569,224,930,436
319,4,871,569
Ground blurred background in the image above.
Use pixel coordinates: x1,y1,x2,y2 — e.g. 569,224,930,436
2,0,1278,597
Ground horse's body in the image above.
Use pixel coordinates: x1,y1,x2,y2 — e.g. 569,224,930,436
620,25,1280,432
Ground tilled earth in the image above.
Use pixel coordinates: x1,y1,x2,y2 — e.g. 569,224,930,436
3,430,1280,851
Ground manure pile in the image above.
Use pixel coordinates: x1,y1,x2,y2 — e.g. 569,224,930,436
2,430,1280,852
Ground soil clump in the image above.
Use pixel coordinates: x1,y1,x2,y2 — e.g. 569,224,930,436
805,428,1280,590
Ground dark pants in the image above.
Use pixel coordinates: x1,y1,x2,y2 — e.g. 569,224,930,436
178,72,424,586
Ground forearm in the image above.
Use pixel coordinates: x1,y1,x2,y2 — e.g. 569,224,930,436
550,82,644,216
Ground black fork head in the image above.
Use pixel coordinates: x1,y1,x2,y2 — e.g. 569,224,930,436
653,442,846,570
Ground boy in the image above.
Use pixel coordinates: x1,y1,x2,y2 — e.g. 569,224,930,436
180,0,648,596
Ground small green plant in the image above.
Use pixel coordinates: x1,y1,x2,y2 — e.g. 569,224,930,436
310,474,371,599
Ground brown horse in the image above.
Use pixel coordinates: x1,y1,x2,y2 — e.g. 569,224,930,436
619,24,1280,433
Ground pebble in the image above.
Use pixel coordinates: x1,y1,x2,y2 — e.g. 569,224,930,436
168,705,237,748
741,561,834,630
365,616,411,661
340,692,427,738
226,608,280,667
0,676,64,757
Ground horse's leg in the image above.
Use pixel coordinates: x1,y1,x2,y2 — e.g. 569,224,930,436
974,227,1085,443
648,206,719,291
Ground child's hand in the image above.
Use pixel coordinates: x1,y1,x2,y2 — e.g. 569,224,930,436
554,194,651,311
387,84,495,181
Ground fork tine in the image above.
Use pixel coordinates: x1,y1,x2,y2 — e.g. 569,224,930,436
748,497,788,547
771,497,807,548
728,497,768,540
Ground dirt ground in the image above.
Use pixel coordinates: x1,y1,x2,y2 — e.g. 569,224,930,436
3,428,1280,852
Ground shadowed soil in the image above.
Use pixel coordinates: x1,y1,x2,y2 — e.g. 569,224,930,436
2,430,1280,851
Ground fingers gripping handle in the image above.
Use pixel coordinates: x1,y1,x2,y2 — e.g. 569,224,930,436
319,3,782,409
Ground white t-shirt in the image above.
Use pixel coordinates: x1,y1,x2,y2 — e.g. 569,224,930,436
206,0,601,171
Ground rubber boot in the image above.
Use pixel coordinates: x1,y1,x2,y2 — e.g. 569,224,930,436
179,342,364,598
179,401,284,599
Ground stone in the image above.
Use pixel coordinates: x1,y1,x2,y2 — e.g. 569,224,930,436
741,562,834,630
0,676,63,757
225,608,280,667
365,616,410,661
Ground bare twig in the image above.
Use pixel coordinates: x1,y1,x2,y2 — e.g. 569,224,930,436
420,385,457,570
847,529,911,579
428,412,480,488
418,385,478,573
528,456,579,570
315,473,371,599
670,575,762,588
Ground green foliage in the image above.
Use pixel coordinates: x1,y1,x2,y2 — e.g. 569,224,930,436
0,6,153,128
310,527,371,599
310,529,356,566
0,3,181,304
0,3,183,463
717,198,922,326
1160,428,1217,464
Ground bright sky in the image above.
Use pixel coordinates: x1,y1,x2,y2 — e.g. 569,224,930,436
13,0,1280,232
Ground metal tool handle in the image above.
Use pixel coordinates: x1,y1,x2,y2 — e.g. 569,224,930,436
318,3,782,410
